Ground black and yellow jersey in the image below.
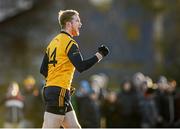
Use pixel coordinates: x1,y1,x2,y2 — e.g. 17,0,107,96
45,31,77,89
40,31,98,90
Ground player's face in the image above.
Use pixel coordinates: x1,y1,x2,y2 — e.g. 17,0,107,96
70,14,82,36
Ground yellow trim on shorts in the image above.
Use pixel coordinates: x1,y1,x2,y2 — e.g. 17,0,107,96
59,88,66,107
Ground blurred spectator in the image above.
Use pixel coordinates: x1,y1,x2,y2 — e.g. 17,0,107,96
90,73,109,127
75,80,100,128
139,77,160,128
132,72,145,91
90,73,109,101
101,90,120,127
21,75,43,127
117,79,141,127
3,81,24,128
154,76,173,127
173,79,180,127
75,80,92,97
166,79,177,126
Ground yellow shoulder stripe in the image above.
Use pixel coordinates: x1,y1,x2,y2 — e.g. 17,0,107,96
65,40,75,54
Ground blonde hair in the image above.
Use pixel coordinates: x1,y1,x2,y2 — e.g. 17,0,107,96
58,9,79,29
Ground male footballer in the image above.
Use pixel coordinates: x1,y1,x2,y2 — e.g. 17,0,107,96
40,9,109,128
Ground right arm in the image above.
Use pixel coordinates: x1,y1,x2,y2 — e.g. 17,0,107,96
40,52,49,77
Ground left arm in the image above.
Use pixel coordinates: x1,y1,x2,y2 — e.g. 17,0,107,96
67,44,98,73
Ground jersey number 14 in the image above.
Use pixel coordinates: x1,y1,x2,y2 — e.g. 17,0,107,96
47,47,57,67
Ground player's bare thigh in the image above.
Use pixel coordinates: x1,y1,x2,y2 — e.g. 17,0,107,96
42,111,64,128
62,110,81,128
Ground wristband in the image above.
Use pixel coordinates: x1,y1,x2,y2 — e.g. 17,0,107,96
95,52,103,62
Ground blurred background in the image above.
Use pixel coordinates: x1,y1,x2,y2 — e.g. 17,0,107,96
0,0,180,128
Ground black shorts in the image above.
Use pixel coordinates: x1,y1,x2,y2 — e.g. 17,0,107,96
43,86,73,115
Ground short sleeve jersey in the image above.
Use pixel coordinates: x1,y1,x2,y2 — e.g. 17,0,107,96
45,31,78,90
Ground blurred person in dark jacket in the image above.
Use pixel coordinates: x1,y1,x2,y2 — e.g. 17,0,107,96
21,75,43,127
90,73,110,127
169,79,180,127
75,80,100,128
139,77,161,127
117,79,141,127
165,79,179,127
101,90,120,127
132,72,146,109
154,76,172,127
